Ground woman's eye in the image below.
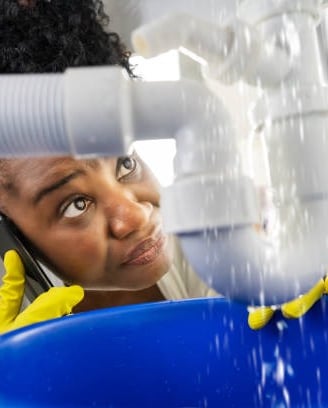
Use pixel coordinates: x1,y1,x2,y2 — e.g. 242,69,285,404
63,197,90,218
117,156,137,180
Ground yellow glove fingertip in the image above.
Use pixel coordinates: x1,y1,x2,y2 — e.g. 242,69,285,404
60,285,84,315
12,285,85,330
3,250,24,275
45,285,84,309
281,300,302,319
281,279,325,319
248,307,275,330
66,285,84,304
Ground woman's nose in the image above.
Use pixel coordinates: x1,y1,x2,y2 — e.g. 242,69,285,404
104,192,153,239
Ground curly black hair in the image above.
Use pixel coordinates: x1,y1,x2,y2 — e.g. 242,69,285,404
0,0,133,74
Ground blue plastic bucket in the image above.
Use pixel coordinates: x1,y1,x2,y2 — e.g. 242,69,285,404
0,297,326,407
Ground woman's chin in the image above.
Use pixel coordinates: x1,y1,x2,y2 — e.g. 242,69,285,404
80,259,171,292
119,257,171,290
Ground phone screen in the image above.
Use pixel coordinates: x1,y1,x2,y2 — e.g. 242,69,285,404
0,214,53,301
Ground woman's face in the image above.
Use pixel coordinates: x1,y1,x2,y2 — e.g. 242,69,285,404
1,153,173,291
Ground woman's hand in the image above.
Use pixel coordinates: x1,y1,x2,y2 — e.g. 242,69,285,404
0,250,84,334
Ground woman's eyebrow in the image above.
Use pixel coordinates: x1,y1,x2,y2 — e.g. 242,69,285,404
33,169,86,205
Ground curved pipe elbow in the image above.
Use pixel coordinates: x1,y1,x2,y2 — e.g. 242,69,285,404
178,198,328,306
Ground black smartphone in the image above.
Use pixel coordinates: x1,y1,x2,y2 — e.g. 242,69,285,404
0,214,53,302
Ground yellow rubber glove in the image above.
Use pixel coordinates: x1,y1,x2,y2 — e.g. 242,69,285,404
248,306,275,330
281,278,326,318
248,277,327,330
0,250,84,334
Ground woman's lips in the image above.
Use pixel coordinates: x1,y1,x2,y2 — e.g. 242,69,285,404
122,234,166,266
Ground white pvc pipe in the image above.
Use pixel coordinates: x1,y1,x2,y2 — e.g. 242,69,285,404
131,1,323,87
131,12,294,86
238,0,324,87
132,13,235,67
161,111,328,305
0,66,236,159
155,1,328,305
0,74,68,156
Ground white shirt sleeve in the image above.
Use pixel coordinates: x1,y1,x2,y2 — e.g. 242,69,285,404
157,235,220,300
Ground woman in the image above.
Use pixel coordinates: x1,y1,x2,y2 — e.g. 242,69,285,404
0,0,217,333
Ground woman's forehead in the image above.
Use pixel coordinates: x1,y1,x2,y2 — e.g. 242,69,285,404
10,157,81,180
8,157,110,190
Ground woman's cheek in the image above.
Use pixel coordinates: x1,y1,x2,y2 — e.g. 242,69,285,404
45,232,105,284
137,182,161,207
69,239,105,278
